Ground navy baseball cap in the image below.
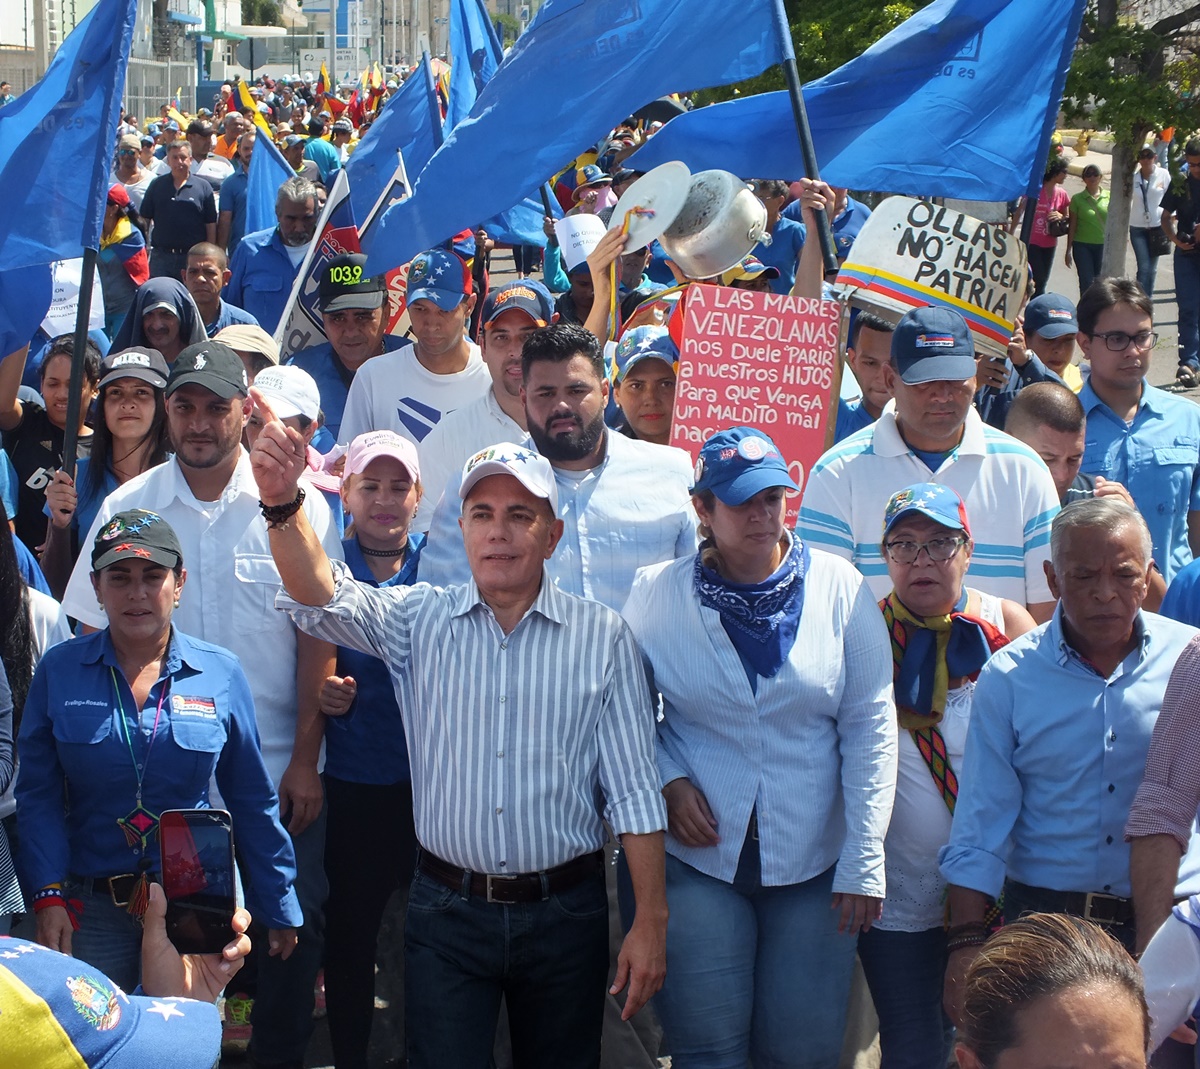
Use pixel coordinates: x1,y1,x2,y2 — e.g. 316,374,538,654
406,249,472,311
1023,293,1078,339
690,427,799,505
890,306,976,385
280,134,305,149
481,279,553,328
167,341,249,399
99,346,170,390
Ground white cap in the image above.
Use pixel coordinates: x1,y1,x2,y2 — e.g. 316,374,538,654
344,430,420,482
459,443,558,516
253,364,320,421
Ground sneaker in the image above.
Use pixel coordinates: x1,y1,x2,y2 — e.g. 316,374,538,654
312,968,327,1019
1177,365,1199,389
222,992,254,1054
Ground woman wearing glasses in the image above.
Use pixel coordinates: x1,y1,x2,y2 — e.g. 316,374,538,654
1076,277,1200,586
622,427,897,1069
860,482,1033,1069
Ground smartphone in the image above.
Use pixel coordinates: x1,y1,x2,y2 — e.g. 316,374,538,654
159,809,236,955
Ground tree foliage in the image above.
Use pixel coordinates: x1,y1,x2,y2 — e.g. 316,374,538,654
494,13,521,48
697,0,932,104
241,0,281,27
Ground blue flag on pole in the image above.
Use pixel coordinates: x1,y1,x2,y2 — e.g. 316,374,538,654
346,55,442,226
445,0,503,130
245,130,295,237
0,0,137,269
363,0,788,273
628,0,1087,202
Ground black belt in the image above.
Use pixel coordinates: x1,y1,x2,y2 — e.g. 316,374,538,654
70,872,156,909
417,849,603,904
1006,880,1134,926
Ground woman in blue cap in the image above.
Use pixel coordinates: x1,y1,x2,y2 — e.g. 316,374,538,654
862,483,1033,1069
16,508,301,992
622,426,898,1069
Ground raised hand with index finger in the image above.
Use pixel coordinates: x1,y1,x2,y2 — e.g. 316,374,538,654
248,386,308,506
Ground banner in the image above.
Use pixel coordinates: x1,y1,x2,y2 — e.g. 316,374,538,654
835,196,1025,358
672,284,841,524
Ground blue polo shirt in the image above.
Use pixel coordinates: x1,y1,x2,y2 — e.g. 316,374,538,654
323,534,424,784
139,172,217,252
206,298,260,338
288,334,411,447
1079,380,1200,583
834,397,876,443
224,227,300,335
219,167,250,256
303,137,341,184
783,195,872,261
752,215,807,295
16,628,302,929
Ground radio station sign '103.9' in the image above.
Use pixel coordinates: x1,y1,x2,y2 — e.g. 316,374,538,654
671,284,842,525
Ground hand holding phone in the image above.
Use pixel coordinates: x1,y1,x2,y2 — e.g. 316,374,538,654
159,809,237,956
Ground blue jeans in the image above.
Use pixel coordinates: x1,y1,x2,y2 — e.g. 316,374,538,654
1073,241,1105,295
1174,250,1200,370
858,926,954,1069
654,847,857,1069
1026,243,1055,296
65,878,145,992
1131,227,1162,299
404,860,609,1069
247,803,328,1067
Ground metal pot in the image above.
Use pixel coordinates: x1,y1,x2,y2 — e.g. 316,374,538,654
659,169,770,279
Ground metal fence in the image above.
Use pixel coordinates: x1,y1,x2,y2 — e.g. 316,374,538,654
0,47,37,95
124,56,196,127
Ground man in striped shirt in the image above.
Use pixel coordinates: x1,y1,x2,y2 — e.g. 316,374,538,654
248,412,668,1069
799,305,1060,620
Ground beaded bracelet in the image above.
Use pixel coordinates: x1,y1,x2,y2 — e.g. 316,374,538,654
259,487,306,530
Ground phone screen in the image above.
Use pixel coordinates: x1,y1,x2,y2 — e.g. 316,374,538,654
159,809,236,955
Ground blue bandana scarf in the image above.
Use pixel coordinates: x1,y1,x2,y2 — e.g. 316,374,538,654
694,535,809,680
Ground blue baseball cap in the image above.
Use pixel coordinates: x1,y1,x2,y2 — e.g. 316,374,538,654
1023,292,1078,339
890,305,976,385
612,326,678,383
406,248,472,311
0,936,221,1068
163,120,180,132
481,279,553,328
882,482,972,538
690,427,799,505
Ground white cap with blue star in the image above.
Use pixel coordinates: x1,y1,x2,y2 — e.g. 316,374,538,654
459,443,558,516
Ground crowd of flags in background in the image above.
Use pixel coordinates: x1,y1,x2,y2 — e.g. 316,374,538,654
0,0,1089,352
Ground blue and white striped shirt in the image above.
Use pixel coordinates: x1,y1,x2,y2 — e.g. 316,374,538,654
798,407,1060,605
622,548,897,896
279,563,666,873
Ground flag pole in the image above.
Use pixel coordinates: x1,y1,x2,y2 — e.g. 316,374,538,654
61,246,98,480
770,0,837,274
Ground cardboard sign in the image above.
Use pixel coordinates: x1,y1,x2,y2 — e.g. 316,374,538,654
41,258,104,338
671,284,842,525
553,214,606,271
836,195,1025,358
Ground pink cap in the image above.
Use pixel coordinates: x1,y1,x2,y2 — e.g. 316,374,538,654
344,430,421,484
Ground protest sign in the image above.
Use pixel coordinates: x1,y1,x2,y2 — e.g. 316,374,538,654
41,259,105,338
671,284,842,524
835,196,1025,358
554,215,606,271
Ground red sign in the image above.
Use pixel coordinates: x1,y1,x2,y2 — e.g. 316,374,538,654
671,284,842,524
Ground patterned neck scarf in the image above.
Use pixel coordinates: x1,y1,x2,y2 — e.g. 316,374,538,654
879,588,1009,730
695,534,809,680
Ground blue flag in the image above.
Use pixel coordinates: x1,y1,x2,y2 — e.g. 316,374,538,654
245,130,295,237
363,0,788,273
628,0,1087,202
346,55,442,226
0,265,54,360
0,0,137,269
445,0,504,130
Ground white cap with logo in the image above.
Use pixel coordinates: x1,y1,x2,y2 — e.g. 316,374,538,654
459,443,558,516
252,365,320,421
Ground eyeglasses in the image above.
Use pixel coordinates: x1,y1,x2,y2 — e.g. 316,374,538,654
883,536,966,564
1090,330,1158,352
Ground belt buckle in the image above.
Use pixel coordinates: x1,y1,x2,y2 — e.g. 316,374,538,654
1083,891,1120,925
108,874,136,909
485,874,521,904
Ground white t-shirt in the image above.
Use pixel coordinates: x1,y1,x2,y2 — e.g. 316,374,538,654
875,590,1004,932
338,341,490,448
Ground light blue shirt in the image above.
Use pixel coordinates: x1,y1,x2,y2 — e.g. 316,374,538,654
420,431,697,611
1079,380,1200,584
623,547,896,895
939,606,1200,900
280,564,666,873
